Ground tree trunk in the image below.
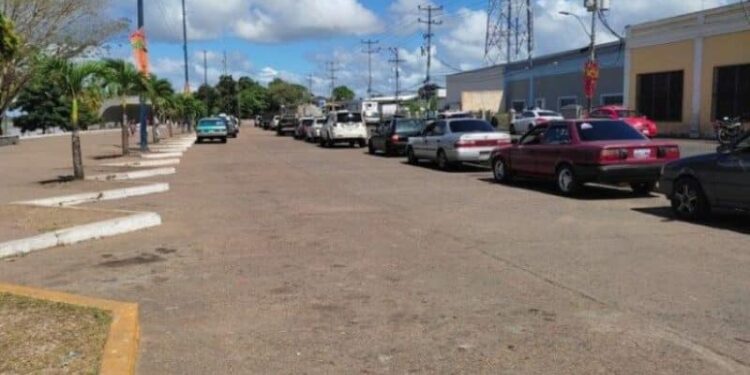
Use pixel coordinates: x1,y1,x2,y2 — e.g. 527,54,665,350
71,97,84,179
121,100,129,155
167,116,173,137
152,119,159,143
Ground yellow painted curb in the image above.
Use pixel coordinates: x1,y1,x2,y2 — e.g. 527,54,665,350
0,283,139,375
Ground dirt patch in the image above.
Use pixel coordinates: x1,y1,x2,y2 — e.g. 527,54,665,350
0,293,112,374
0,205,126,243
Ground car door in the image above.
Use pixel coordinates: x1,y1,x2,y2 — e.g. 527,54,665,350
713,135,750,208
425,121,447,159
412,123,434,157
373,122,389,151
510,126,547,175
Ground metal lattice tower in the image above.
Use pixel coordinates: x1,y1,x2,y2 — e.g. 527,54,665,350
484,0,533,65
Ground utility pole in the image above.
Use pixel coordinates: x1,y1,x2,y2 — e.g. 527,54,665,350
137,0,147,151
307,74,315,99
222,50,228,76
203,50,208,86
326,61,339,100
526,0,534,108
361,39,380,98
181,0,189,94
585,0,601,114
388,47,405,110
419,4,443,85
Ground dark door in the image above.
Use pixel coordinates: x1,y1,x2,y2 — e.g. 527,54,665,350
534,123,572,176
713,135,750,207
511,126,547,175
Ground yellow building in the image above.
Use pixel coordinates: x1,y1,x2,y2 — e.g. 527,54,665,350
625,3,750,137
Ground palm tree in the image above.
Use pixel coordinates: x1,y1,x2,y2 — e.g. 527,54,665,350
102,59,144,155
145,75,174,142
45,58,104,179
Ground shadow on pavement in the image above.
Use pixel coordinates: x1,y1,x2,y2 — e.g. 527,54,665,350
477,177,660,201
401,161,490,174
632,206,750,235
38,175,76,185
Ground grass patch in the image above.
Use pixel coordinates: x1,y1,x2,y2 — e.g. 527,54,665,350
0,292,112,374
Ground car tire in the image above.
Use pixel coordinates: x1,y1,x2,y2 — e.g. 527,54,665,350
358,139,366,148
196,138,203,144
349,141,356,148
509,124,516,135
437,150,451,171
407,147,418,165
368,141,375,155
556,164,580,195
220,137,227,144
631,182,656,196
671,178,711,221
492,157,512,183
527,124,534,133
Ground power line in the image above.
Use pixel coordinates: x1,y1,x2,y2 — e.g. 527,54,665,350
361,39,380,98
388,47,406,105
326,61,340,99
419,4,443,85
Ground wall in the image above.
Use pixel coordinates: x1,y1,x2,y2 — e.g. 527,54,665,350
460,91,504,112
446,66,504,110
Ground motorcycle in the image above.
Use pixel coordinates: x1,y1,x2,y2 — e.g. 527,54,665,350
714,116,744,146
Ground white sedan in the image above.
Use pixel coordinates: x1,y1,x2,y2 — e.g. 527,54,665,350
510,109,563,135
406,118,511,170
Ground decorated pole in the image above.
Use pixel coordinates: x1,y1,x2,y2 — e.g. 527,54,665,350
134,0,149,151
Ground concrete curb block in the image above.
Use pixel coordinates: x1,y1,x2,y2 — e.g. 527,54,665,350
141,152,182,159
0,283,140,375
14,183,170,207
18,128,120,140
86,167,176,181
99,159,180,168
0,211,161,259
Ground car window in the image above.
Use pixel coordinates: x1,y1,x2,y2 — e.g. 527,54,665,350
522,111,535,118
395,119,423,134
616,110,641,118
433,121,446,136
198,119,223,127
538,111,560,117
520,126,546,145
336,112,362,123
302,120,314,126
316,118,326,124
449,120,494,133
543,125,572,145
576,121,648,141
590,110,609,119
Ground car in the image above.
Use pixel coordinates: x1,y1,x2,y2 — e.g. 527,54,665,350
294,117,314,140
319,111,368,148
406,118,511,170
490,120,680,195
368,118,425,156
437,111,473,120
276,116,297,136
510,109,564,135
195,117,228,143
588,106,658,138
265,115,280,130
219,114,239,138
304,117,326,142
659,132,750,220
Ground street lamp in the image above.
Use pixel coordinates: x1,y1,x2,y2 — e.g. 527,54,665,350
559,8,598,114
558,11,591,37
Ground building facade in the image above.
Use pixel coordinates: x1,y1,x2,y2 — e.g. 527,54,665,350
445,65,504,112
625,3,750,137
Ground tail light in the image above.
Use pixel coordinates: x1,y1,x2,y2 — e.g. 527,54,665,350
391,134,400,142
657,146,680,159
455,139,476,148
455,139,510,148
600,148,628,162
535,119,550,126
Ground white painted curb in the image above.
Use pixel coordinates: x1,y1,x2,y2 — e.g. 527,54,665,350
141,152,182,159
99,159,180,168
150,146,190,153
86,167,176,181
0,211,162,258
14,183,170,207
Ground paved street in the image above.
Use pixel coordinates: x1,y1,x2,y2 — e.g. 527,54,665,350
1,128,748,374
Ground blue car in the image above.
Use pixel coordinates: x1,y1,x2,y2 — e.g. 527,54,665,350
196,118,228,144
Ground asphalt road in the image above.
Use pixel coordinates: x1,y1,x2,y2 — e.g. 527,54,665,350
1,128,748,374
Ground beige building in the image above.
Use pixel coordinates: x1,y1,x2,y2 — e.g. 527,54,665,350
625,3,750,137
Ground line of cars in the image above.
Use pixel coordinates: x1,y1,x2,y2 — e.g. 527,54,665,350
262,110,748,221
196,114,240,143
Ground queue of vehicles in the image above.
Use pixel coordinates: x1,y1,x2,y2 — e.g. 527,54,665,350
255,108,748,221
196,114,240,143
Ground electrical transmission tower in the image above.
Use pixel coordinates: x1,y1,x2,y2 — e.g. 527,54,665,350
484,0,533,65
419,4,443,85
325,61,340,100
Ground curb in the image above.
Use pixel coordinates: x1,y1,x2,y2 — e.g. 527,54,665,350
99,159,180,168
0,283,140,375
14,183,170,207
141,152,182,159
17,128,120,140
86,167,176,181
0,211,161,259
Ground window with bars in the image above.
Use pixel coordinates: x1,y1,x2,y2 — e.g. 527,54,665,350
713,64,750,121
637,71,683,122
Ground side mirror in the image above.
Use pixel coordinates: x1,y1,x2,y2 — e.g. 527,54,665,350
717,144,733,154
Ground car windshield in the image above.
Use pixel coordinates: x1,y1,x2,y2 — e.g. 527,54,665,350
198,119,224,127
539,111,561,117
337,113,362,123
449,120,495,133
576,121,647,141
616,110,642,118
395,119,423,134
316,119,326,124
302,120,314,126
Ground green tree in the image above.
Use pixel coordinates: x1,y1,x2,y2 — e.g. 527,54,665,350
45,58,105,179
195,84,218,115
0,12,20,64
144,75,174,141
103,59,145,155
239,84,268,118
268,78,308,111
332,85,355,102
12,77,70,134
215,75,238,116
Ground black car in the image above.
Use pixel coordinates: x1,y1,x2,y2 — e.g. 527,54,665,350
368,118,425,156
659,132,750,220
276,116,297,136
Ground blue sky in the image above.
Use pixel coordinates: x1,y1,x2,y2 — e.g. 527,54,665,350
106,0,729,97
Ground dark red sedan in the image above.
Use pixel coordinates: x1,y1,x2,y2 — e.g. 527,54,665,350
490,120,680,195
589,105,658,138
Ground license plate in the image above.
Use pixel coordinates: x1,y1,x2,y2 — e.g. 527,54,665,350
634,148,651,159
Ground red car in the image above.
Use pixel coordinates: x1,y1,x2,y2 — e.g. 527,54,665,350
589,105,658,137
490,120,680,195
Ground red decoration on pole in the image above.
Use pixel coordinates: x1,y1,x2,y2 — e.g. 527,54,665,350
129,28,149,75
583,60,599,99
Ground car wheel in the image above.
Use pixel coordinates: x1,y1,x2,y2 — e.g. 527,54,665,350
527,124,534,133
220,137,227,144
407,147,418,165
492,157,512,183
631,182,656,196
671,178,711,220
349,141,356,148
556,165,580,195
437,150,451,171
196,138,203,144
358,139,366,148
368,141,375,155
509,124,516,135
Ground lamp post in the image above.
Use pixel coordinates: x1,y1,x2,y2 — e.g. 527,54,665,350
560,7,598,114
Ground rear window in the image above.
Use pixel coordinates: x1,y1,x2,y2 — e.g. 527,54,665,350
198,119,224,127
449,120,495,133
316,118,326,124
336,113,362,123
616,110,641,118
576,121,647,141
539,111,561,117
302,119,314,126
394,119,423,134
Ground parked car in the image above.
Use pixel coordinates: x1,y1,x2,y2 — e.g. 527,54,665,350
406,118,511,170
588,106,658,138
319,111,368,148
276,116,297,136
219,114,239,138
304,117,326,142
294,117,314,140
510,109,564,135
659,132,750,220
369,118,425,156
265,115,280,130
195,117,228,143
490,120,680,195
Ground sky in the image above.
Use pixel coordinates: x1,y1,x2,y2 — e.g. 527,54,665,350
106,0,733,98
